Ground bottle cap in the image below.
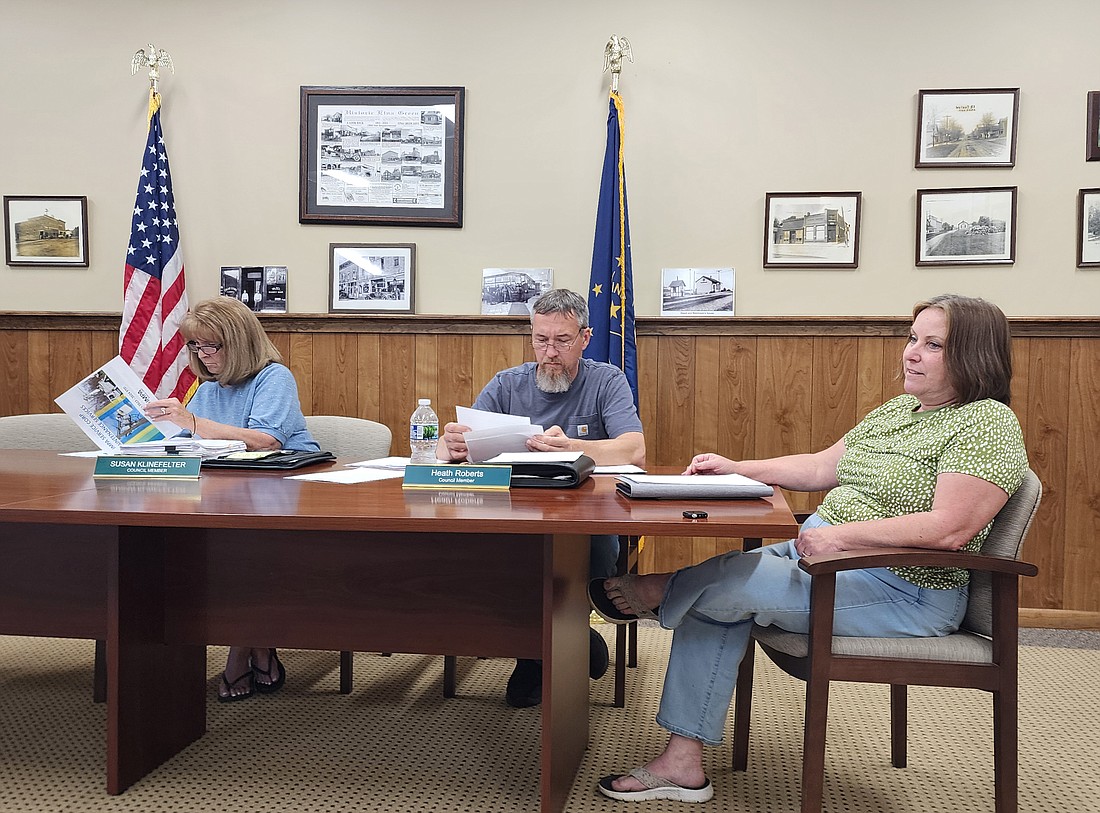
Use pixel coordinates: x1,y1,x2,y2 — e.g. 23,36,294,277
418,398,430,405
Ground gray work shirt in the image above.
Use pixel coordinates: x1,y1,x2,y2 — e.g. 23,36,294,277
473,359,642,441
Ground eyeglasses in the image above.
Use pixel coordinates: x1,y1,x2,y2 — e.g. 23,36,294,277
186,341,223,355
532,332,583,352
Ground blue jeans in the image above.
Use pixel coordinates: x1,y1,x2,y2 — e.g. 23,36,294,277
591,534,620,580
655,514,968,745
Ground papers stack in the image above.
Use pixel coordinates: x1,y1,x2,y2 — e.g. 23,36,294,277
456,405,543,463
615,473,774,500
121,438,247,459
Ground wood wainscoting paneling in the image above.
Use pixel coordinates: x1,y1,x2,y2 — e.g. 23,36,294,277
2,311,1099,628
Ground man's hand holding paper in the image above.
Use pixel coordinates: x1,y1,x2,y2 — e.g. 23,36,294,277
443,406,545,463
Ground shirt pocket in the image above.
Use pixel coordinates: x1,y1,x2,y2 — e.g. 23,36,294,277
568,413,604,439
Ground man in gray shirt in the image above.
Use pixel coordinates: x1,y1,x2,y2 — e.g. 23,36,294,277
438,288,645,707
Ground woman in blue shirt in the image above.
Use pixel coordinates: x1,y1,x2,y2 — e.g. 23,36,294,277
146,296,318,702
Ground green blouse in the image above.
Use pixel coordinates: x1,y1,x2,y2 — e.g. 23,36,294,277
816,394,1028,589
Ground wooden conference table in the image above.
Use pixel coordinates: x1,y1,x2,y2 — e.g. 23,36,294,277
0,450,798,813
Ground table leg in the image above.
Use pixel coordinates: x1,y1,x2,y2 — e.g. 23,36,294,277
540,533,590,813
107,527,205,794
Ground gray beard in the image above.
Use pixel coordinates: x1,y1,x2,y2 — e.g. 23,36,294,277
535,366,572,394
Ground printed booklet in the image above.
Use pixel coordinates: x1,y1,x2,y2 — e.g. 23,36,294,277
54,356,183,453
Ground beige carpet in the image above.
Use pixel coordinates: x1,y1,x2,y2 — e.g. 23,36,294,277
0,626,1097,813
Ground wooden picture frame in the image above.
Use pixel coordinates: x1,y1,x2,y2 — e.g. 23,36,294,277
1077,188,1100,267
916,187,1017,266
915,88,1020,168
1087,92,1100,162
4,195,89,267
763,192,861,268
329,243,415,313
300,86,464,227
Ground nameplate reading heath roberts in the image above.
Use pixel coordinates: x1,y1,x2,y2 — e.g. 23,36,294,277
402,463,511,490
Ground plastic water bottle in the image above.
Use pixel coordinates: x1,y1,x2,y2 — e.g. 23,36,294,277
409,398,439,464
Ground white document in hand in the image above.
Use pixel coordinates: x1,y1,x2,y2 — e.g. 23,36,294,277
455,405,531,430
463,424,543,462
455,405,544,463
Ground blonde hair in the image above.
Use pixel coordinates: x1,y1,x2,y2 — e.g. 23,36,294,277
181,297,282,386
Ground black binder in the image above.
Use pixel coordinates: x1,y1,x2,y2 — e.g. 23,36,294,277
507,454,595,488
201,450,337,470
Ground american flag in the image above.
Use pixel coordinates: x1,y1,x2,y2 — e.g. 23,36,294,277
119,91,196,401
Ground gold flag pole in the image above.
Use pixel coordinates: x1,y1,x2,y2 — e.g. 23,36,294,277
603,34,633,93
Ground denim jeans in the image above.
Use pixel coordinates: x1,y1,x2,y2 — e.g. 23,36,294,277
655,514,968,745
591,534,621,580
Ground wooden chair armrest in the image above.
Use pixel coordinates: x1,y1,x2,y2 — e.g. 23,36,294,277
798,547,1038,578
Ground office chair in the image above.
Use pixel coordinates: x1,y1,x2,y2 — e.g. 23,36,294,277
303,415,393,693
731,469,1041,813
0,413,107,702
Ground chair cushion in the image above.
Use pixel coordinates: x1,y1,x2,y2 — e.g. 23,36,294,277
752,624,993,663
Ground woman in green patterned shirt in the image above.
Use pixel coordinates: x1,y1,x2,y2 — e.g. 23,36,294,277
589,294,1028,804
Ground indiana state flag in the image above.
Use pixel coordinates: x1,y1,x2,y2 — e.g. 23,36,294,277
584,91,638,407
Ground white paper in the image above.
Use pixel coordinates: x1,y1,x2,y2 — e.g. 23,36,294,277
593,464,646,474
53,356,183,453
486,451,582,463
285,467,405,483
455,405,532,430
123,438,247,459
464,425,544,462
348,456,413,469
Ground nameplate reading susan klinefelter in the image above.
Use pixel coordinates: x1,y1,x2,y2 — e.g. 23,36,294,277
93,455,201,479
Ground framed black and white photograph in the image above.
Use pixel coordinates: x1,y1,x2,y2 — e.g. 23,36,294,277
4,195,88,267
329,243,415,313
1087,92,1100,162
660,268,735,316
221,266,288,313
916,187,1017,266
1077,188,1100,267
480,268,553,315
300,86,464,228
915,88,1019,168
763,192,861,268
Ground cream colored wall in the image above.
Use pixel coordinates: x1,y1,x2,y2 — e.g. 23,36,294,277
2,0,1099,317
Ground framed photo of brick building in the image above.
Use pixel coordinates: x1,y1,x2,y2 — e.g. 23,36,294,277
329,243,415,313
916,88,1019,168
916,187,1017,266
763,192,861,268
4,195,89,267
300,86,464,227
